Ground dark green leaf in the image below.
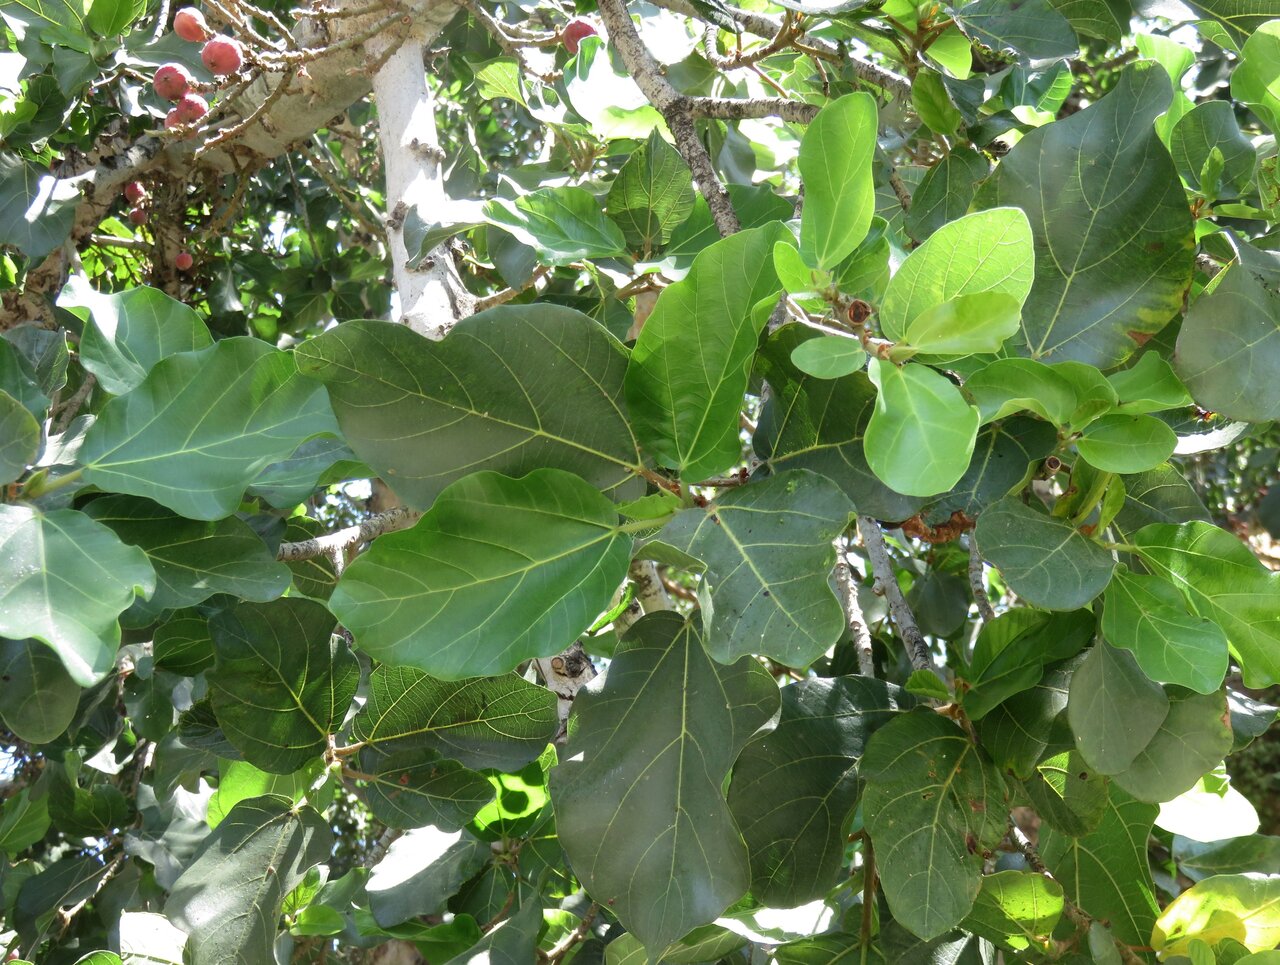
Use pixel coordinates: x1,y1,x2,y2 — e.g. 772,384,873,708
367,825,491,926
296,306,640,509
331,469,631,679
978,653,1081,779
444,899,542,965
974,63,1195,365
3,327,68,398
963,609,1093,719
1171,101,1257,195
14,856,113,951
166,796,332,965
551,612,779,953
0,789,50,854
1025,750,1107,836
356,745,494,831
653,470,852,667
152,610,216,676
906,148,990,243
0,389,39,485
923,417,1057,521
207,598,358,773
607,129,695,250
862,710,1009,940
1110,688,1233,803
1068,642,1169,774
0,638,80,744
0,155,78,259
485,186,626,264
954,0,1078,62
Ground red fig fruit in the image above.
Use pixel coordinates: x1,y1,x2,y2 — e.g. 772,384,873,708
562,18,598,54
175,251,194,271
174,7,211,42
128,207,147,225
124,181,146,203
201,35,244,75
154,63,192,101
175,92,208,123
164,108,183,129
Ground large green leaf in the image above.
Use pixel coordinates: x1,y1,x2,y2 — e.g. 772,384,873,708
0,505,154,685
81,337,331,521
906,148,990,243
1134,521,1280,687
754,326,924,522
484,186,627,265
62,285,212,396
798,92,877,269
296,306,640,508
0,637,80,744
1103,564,1229,693
331,469,631,679
1175,263,1280,423
652,470,852,667
974,497,1115,609
1067,642,1169,774
1155,873,1280,955
349,667,557,771
627,223,786,482
954,0,1078,61
728,677,909,906
367,825,492,926
165,796,331,965
1110,688,1232,803
0,389,39,485
1026,750,1107,836
865,359,980,498
961,870,1064,954
1076,414,1178,473
878,208,1034,343
551,612,779,954
607,129,695,251
1231,19,1280,132
1136,0,1275,48
354,745,495,832
1039,786,1159,945
977,653,1080,779
1170,101,1258,195
0,154,79,259
83,495,290,616
207,598,359,773
897,293,1024,358
964,357,1117,428
974,63,1195,365
962,608,1093,720
862,710,1009,940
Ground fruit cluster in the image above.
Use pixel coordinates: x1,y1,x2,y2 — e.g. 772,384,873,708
152,7,245,134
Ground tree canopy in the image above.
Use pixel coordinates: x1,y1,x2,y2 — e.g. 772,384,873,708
2,0,1280,962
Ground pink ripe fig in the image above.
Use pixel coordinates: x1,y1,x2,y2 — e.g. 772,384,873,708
562,18,597,54
124,181,146,203
173,7,211,42
175,251,194,271
164,108,183,129
201,35,244,75
175,92,208,123
128,207,147,226
154,63,192,101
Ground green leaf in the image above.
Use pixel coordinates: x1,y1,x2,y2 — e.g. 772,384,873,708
65,285,212,396
1231,20,1280,133
906,668,952,700
1110,688,1232,803
754,326,925,522
48,763,131,839
923,417,1058,520
0,389,39,485
1039,785,1158,945
798,92,877,269
349,667,557,771
1155,874,1280,956
0,788,50,855
653,470,852,667
964,357,1117,428
664,184,794,267
788,335,866,379
0,338,51,423
207,598,359,773
0,154,79,259
865,359,980,497
975,497,1115,609
331,469,631,679
728,677,910,906
1076,414,1178,473
83,494,290,616
1171,101,1258,195
878,208,1034,343
81,337,331,521
296,306,640,509
1175,263,1280,423
1134,521,1280,688
0,505,154,685
4,327,68,399
0,637,79,743
14,857,115,951
607,129,695,251
248,436,364,510
912,70,962,137
1108,351,1193,415
551,612,780,953
206,760,317,829
862,710,1009,940
355,745,494,832
961,870,1063,954
899,292,1023,357
1103,564,1229,693
1175,836,1280,878
1068,642,1169,774
165,796,331,965
1025,750,1107,836
1113,463,1210,539
627,222,786,481
152,610,216,675
906,148,990,243
963,609,1093,719
366,825,492,926
973,63,1196,365
484,186,626,265
954,0,1078,62
443,898,542,964
1048,0,1123,42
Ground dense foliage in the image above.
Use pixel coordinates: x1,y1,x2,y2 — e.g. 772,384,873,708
2,0,1280,962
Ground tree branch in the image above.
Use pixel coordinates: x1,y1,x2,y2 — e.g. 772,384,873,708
968,537,995,623
856,515,938,677
276,507,422,561
836,548,875,676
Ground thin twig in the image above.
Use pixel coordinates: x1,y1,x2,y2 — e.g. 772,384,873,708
364,826,402,867
276,507,422,561
836,548,876,677
968,538,995,623
540,902,599,962
475,265,551,311
51,374,95,434
856,516,938,677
